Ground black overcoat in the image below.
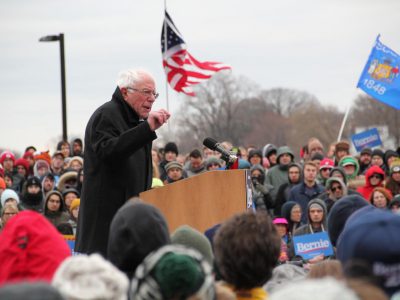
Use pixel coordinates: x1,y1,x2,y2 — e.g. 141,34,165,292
75,87,156,255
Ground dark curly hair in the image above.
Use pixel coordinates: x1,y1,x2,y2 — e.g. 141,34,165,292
213,211,281,289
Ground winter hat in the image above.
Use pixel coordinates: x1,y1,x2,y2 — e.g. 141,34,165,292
0,151,15,165
0,211,70,285
165,161,183,173
52,254,129,300
14,158,29,172
164,142,179,156
171,225,214,265
26,176,42,189
22,151,34,160
0,178,5,190
0,189,20,207
131,245,215,300
337,207,400,295
107,201,170,279
248,149,263,160
371,149,384,159
384,150,399,165
360,147,372,156
238,159,251,169
57,171,78,192
319,158,334,170
0,282,64,300
205,157,222,169
327,194,369,246
269,278,359,300
264,264,307,294
272,218,288,225
281,201,300,221
66,156,83,168
335,141,350,153
62,187,80,198
390,158,400,174
69,198,80,213
34,151,51,165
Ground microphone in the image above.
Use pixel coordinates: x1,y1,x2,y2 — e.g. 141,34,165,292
203,137,238,164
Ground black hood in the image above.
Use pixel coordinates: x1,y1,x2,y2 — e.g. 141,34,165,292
107,201,170,279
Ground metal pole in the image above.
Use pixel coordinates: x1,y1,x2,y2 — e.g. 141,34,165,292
337,102,352,142
59,33,68,141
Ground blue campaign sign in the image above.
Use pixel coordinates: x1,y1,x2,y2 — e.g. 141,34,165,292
293,231,334,260
357,35,400,109
351,128,382,152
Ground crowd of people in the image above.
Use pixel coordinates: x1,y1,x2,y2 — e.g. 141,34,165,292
0,135,399,299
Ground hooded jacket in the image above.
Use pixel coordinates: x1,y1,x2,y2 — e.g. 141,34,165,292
107,201,170,279
265,146,294,201
319,177,348,213
356,165,389,201
274,163,303,216
43,191,70,228
250,164,274,211
281,201,303,239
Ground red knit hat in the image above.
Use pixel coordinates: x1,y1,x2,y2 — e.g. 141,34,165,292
23,151,34,160
0,211,70,286
15,158,30,172
0,151,15,165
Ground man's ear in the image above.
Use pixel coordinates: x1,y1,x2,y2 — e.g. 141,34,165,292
120,87,128,100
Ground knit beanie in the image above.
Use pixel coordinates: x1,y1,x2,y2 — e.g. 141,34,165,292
165,161,183,173
171,225,214,265
0,151,15,165
371,149,384,159
248,149,263,160
0,211,70,284
164,142,179,156
269,278,359,300
52,254,129,300
384,150,399,166
131,245,215,300
327,194,369,246
14,158,29,172
1,189,20,207
69,198,80,213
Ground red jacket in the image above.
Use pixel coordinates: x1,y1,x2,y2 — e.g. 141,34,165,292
356,165,391,201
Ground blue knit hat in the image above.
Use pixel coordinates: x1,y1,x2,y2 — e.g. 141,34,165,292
337,207,400,295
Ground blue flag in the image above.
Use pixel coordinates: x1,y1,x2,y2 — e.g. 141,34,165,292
357,35,400,109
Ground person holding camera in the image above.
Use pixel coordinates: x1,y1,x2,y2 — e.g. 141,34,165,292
250,164,274,213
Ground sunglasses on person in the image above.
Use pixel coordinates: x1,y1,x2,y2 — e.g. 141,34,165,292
331,185,342,192
371,174,383,180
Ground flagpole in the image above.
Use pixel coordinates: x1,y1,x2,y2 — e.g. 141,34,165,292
163,0,171,134
163,1,170,114
337,101,352,142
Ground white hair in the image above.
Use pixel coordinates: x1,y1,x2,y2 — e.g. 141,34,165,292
116,69,154,88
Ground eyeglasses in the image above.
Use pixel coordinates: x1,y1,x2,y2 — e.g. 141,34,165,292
127,87,159,99
331,186,342,192
371,174,383,180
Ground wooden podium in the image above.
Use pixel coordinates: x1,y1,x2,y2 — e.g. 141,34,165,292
139,169,250,233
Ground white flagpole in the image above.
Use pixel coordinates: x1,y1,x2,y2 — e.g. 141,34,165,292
337,101,352,142
163,0,169,114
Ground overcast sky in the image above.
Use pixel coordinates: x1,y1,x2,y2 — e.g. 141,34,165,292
1,0,399,154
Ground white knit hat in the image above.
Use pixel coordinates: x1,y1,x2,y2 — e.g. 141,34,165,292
52,254,129,300
1,189,20,207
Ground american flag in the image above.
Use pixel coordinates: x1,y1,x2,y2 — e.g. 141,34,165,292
161,11,231,96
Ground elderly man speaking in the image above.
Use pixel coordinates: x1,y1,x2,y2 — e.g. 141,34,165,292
75,69,170,256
